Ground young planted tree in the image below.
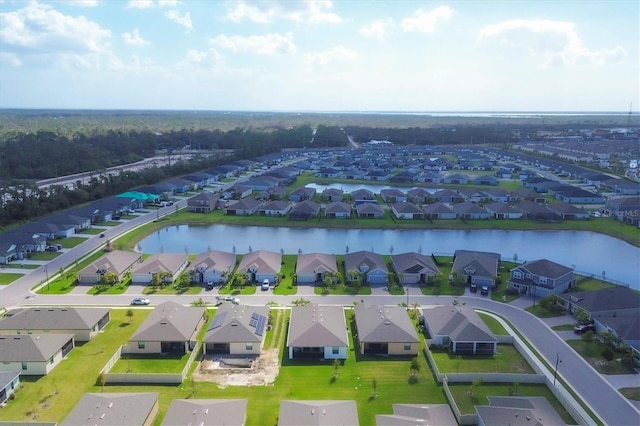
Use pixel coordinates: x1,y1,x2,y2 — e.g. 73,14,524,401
126,309,134,324
410,357,420,378
332,358,340,378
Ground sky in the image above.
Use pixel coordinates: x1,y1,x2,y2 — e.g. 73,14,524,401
0,0,638,112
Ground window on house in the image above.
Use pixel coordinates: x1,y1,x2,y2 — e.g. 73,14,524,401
513,271,522,279
404,343,412,351
49,356,54,364
21,362,27,371
539,277,547,284
332,347,339,355
246,343,253,351
138,341,145,349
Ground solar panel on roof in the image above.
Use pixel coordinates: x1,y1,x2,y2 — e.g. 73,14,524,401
209,312,227,330
249,318,258,327
251,312,259,320
255,315,266,336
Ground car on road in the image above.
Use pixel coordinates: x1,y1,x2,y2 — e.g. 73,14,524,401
574,323,595,334
261,279,270,291
481,285,489,295
99,233,105,238
130,297,150,305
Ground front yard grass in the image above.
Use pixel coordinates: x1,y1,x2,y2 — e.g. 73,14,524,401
51,237,86,248
619,387,640,401
87,282,130,295
110,352,191,374
566,339,632,375
551,323,576,331
430,344,535,374
477,311,509,335
525,304,565,318
142,284,203,295
314,284,372,295
448,382,575,423
0,272,24,285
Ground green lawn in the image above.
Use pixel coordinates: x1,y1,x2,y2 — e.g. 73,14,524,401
477,312,509,335
430,345,535,374
551,324,576,331
273,254,298,295
50,237,87,248
566,339,633,375
448,382,575,423
314,284,372,295
525,304,565,318
570,277,618,292
619,387,640,401
77,228,105,235
87,282,130,295
27,251,61,261
110,352,191,374
217,285,257,296
0,272,24,285
142,284,203,295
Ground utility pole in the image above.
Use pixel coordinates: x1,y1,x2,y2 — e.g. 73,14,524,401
553,353,561,386
406,286,409,309
45,266,50,291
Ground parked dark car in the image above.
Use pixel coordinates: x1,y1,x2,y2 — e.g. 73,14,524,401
206,282,214,290
470,283,478,293
574,323,595,334
481,285,489,295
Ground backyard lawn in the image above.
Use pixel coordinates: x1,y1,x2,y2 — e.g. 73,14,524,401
110,352,191,374
430,344,535,374
477,311,509,335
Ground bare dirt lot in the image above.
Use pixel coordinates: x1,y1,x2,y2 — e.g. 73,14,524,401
192,349,281,387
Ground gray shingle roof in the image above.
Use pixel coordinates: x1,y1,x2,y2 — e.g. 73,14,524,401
161,399,247,426
204,305,270,344
0,334,74,362
296,253,338,275
130,301,205,342
354,304,419,344
345,251,387,274
422,305,497,343
79,250,141,276
189,250,236,274
62,392,159,426
452,250,500,278
278,400,359,426
376,404,457,426
516,259,573,279
237,250,281,275
391,252,439,275
131,253,188,275
287,304,348,348
559,287,640,313
0,307,110,332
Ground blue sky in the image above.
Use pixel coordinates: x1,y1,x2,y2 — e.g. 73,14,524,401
0,0,638,111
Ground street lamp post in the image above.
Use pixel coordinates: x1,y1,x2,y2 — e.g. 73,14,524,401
44,266,50,290
532,283,537,306
406,286,409,309
553,353,562,385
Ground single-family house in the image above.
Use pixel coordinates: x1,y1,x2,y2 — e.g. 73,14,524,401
259,200,292,216
0,307,110,342
515,200,561,222
458,188,487,203
350,188,375,202
355,202,385,219
225,198,262,216
224,184,252,200
290,200,321,220
0,242,17,264
422,305,498,355
0,334,74,375
345,251,389,285
296,253,338,284
130,253,189,284
554,187,604,204
381,188,407,203
390,252,440,284
288,187,316,202
203,305,270,355
287,304,349,360
508,259,575,298
391,202,424,220
453,202,490,220
125,301,206,355
604,197,640,225
434,189,463,204
451,250,500,287
443,173,470,185
161,399,248,426
390,170,418,183
78,250,142,284
236,250,281,283
376,404,457,426
482,188,512,203
0,371,20,405
423,202,457,220
187,193,220,213
484,202,523,219
278,400,359,426
473,175,499,186
353,303,420,355
407,187,431,204
547,201,590,220
324,201,352,219
559,287,640,322
476,396,566,426
188,250,236,285
62,392,159,426
321,188,344,202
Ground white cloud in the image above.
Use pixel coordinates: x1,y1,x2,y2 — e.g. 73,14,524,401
478,19,628,67
360,19,393,40
63,0,99,6
126,0,154,9
164,9,192,30
401,6,453,33
210,32,296,55
304,45,356,66
224,0,342,24
122,28,150,46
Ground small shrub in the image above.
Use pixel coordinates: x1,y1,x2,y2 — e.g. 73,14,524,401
602,346,615,361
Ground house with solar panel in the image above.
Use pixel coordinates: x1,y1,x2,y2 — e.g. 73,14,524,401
203,305,270,356
123,301,206,355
